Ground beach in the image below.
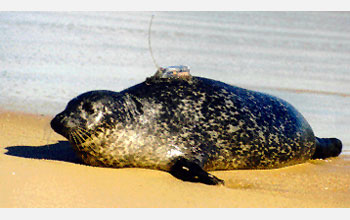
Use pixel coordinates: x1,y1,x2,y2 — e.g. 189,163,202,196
0,110,349,207
1,12,350,207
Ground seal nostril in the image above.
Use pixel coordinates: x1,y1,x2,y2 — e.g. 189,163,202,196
50,117,59,130
50,113,65,133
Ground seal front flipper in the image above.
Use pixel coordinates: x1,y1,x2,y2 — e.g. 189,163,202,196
169,157,224,185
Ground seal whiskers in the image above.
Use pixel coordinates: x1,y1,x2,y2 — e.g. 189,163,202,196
69,127,97,151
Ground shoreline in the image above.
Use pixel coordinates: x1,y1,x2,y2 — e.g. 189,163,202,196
1,110,349,208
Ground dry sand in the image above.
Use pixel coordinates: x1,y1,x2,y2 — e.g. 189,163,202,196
1,110,349,208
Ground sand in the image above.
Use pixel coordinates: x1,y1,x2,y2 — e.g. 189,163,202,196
1,110,349,208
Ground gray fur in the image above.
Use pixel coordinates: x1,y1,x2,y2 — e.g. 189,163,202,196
51,74,331,174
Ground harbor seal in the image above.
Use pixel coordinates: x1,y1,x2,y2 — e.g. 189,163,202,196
51,66,342,185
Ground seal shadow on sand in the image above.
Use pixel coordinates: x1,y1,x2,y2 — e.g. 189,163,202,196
4,141,82,164
3,142,275,190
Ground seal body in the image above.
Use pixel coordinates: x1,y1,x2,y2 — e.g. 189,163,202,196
51,73,342,185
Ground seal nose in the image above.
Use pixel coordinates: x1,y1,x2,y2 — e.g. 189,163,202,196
50,113,66,136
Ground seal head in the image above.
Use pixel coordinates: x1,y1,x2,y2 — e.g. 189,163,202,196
51,90,149,168
51,90,131,138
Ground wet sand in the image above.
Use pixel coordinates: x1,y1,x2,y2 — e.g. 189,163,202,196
1,110,349,208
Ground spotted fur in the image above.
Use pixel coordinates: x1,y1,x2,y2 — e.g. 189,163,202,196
51,74,321,176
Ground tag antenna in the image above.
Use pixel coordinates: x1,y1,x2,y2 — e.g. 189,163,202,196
148,15,160,70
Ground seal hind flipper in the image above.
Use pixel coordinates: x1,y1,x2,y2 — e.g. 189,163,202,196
312,137,342,159
169,157,224,185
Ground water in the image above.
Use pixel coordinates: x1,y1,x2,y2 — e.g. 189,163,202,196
0,11,349,151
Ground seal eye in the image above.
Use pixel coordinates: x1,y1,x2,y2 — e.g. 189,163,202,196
82,102,95,114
